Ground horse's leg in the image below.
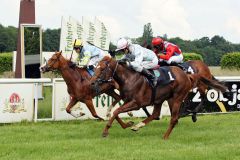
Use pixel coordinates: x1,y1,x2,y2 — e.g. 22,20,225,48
105,90,122,118
106,90,142,118
179,92,191,117
142,106,160,120
131,103,162,131
163,98,181,140
102,100,138,137
107,101,135,129
115,115,134,129
84,99,104,120
66,98,85,118
142,107,151,117
191,85,207,122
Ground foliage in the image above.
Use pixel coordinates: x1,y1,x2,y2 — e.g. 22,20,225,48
24,27,40,55
0,24,60,53
0,24,17,52
0,52,12,73
183,53,203,61
162,35,240,66
43,28,61,51
142,23,153,46
221,52,240,70
131,23,153,47
1,23,240,66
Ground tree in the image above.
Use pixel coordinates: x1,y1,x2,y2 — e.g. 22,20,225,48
142,23,153,46
0,24,17,52
43,28,61,51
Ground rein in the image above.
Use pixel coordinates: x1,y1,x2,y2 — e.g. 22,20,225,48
93,61,118,95
44,56,60,72
96,61,119,84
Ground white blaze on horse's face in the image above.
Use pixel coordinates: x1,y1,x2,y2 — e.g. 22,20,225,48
96,65,101,69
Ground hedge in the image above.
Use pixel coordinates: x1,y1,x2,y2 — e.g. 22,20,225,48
0,52,12,74
221,52,240,70
183,53,203,62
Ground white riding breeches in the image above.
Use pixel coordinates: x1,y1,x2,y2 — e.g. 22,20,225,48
88,56,101,66
159,54,183,64
131,58,158,72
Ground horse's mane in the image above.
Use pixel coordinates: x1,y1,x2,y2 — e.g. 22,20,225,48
102,55,112,62
63,58,90,80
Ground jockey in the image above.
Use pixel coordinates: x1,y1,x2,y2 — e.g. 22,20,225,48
116,38,158,86
152,37,184,68
73,39,109,70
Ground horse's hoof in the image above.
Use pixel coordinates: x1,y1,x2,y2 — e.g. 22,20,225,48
106,113,111,118
163,136,168,140
70,111,85,118
102,132,109,137
97,118,104,121
154,117,160,120
192,115,197,122
163,134,169,140
80,112,85,116
131,126,139,132
127,121,134,127
127,112,133,117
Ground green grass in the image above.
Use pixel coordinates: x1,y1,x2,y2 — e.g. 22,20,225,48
38,86,52,119
209,66,240,76
0,114,240,160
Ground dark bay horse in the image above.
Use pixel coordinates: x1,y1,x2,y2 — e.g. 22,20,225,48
40,51,122,120
173,60,227,122
90,56,227,139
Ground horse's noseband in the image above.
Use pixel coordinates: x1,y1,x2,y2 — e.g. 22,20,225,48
96,61,118,84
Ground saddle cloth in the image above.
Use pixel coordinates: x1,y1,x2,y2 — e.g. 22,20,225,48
86,68,94,76
150,66,175,86
180,62,196,74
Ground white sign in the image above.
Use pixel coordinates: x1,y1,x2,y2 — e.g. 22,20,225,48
53,79,170,120
0,83,34,123
59,16,111,61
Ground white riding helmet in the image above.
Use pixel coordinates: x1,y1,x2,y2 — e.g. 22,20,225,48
115,38,129,51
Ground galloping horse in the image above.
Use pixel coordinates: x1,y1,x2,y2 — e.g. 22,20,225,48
40,51,122,120
90,56,227,139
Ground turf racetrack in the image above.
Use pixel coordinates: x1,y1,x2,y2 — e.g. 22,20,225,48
0,113,240,160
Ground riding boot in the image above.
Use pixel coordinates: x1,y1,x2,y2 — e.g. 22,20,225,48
141,68,157,87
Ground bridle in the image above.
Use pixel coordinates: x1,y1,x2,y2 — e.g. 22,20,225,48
92,60,119,95
95,61,119,84
44,54,61,72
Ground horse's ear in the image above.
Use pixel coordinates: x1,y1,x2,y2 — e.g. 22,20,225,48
60,50,62,54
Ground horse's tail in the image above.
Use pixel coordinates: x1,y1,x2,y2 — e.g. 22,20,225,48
199,76,228,92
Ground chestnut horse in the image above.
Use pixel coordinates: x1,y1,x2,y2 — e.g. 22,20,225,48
90,56,227,139
40,51,122,120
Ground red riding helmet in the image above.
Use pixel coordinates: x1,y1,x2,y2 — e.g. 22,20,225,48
152,37,164,46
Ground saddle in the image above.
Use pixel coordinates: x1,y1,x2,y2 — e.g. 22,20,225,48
159,61,195,74
149,66,175,87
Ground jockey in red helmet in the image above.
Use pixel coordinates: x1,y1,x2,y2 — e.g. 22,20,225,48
152,37,183,65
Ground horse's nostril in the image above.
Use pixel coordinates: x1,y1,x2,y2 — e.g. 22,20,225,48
91,82,95,86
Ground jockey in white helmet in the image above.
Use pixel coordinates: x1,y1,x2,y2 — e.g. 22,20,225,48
116,38,158,86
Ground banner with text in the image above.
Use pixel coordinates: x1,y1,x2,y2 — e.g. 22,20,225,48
59,16,111,62
184,79,240,113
